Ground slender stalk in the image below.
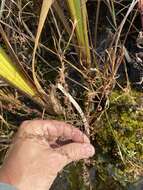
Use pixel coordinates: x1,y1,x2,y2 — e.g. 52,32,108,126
67,0,91,67
0,0,5,19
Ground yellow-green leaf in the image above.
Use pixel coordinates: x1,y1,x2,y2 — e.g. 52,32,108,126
0,47,36,97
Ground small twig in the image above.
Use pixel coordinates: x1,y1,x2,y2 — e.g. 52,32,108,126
57,83,90,136
0,0,5,20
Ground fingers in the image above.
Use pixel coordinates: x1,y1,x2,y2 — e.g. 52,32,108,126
57,143,95,163
20,120,90,144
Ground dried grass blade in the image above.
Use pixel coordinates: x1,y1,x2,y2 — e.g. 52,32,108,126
57,83,90,136
32,0,53,94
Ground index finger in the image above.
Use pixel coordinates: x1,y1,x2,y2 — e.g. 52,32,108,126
21,120,90,144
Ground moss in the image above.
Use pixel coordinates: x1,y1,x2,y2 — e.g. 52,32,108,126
88,89,143,188
58,89,143,189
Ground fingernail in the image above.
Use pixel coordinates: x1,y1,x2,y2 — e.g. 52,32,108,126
82,144,95,157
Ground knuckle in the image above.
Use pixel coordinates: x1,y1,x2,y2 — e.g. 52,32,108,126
20,120,31,128
69,147,78,160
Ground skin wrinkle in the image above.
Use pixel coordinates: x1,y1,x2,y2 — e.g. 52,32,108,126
19,121,89,150
56,147,73,162
12,125,89,157
0,120,95,190
16,133,49,145
20,121,88,159
71,128,85,143
14,131,78,160
25,120,89,143
42,120,88,143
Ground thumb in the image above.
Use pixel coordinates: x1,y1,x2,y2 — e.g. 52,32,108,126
58,143,95,163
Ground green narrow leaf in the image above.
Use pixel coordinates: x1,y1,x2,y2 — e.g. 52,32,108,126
67,0,91,66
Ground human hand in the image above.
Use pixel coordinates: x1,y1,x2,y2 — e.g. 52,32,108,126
0,120,95,190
